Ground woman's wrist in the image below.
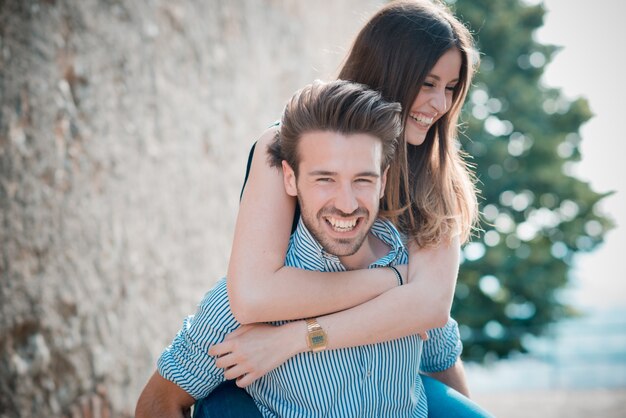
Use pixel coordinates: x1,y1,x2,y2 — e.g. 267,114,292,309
388,265,403,286
282,320,310,356
390,264,408,286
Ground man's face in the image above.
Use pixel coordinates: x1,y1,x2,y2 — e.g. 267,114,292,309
282,131,387,257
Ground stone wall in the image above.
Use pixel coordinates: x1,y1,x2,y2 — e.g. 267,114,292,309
0,0,382,416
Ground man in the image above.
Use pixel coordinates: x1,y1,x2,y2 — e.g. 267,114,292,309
136,80,469,418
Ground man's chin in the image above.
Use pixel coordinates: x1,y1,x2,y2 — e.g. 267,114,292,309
321,239,363,257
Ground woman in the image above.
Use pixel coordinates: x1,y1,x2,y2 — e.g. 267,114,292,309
200,1,487,416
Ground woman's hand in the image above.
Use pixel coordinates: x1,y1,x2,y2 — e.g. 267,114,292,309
209,321,306,388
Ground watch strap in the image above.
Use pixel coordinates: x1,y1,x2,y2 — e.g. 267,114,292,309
306,318,322,332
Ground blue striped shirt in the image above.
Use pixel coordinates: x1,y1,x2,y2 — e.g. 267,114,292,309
158,218,462,417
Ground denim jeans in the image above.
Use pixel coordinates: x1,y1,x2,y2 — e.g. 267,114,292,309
193,380,262,418
421,375,495,417
194,375,494,417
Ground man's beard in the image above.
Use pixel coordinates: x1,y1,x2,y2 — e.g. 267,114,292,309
298,196,373,257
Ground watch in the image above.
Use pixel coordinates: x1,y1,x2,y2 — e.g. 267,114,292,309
305,318,328,353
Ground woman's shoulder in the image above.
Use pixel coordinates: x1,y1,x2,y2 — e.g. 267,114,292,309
240,122,283,198
245,123,280,167
256,122,280,149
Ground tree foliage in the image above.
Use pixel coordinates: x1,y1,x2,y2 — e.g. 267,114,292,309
448,0,613,361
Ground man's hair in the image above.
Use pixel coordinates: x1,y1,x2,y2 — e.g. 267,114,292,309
268,80,402,175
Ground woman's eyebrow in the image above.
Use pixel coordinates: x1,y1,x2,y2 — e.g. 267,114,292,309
427,74,460,83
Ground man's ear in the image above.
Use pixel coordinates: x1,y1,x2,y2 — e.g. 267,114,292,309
380,166,390,199
282,160,298,197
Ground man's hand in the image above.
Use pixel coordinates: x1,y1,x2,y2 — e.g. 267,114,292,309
427,360,471,398
209,322,306,387
135,372,195,418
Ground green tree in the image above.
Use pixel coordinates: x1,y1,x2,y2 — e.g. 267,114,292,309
449,0,613,361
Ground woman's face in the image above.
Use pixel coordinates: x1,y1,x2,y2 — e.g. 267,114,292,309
404,47,462,146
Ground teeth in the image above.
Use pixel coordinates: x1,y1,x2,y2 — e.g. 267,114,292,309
328,217,357,231
410,113,434,125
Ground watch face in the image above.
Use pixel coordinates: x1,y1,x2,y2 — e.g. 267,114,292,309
311,334,325,345
308,329,327,351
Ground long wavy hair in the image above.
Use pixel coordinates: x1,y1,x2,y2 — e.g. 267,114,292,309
338,0,479,246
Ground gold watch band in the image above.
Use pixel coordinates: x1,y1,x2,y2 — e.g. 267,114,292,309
306,318,322,332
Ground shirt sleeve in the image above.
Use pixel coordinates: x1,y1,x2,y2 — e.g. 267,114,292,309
157,278,241,400
420,317,463,373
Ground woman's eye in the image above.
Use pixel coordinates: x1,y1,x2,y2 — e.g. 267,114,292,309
423,82,435,88
446,85,457,92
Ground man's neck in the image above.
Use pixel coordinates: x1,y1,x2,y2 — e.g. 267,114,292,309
339,232,390,271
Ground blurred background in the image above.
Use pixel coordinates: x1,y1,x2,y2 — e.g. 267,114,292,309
464,0,626,416
1,0,624,417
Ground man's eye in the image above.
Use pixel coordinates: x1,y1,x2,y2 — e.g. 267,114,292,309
317,178,333,183
355,178,373,183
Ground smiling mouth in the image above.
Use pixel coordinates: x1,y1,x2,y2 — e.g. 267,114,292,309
325,216,360,232
409,113,434,126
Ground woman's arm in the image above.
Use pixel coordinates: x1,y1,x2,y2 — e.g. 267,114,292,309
227,127,400,324
318,237,460,347
212,239,460,387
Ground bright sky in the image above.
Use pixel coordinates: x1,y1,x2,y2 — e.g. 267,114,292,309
535,0,626,310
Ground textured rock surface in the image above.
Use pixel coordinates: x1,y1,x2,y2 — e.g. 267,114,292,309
0,0,381,416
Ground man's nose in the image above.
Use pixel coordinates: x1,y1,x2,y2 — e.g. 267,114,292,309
334,184,359,215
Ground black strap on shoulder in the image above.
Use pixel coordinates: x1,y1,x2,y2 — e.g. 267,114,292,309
239,141,300,234
240,142,257,201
